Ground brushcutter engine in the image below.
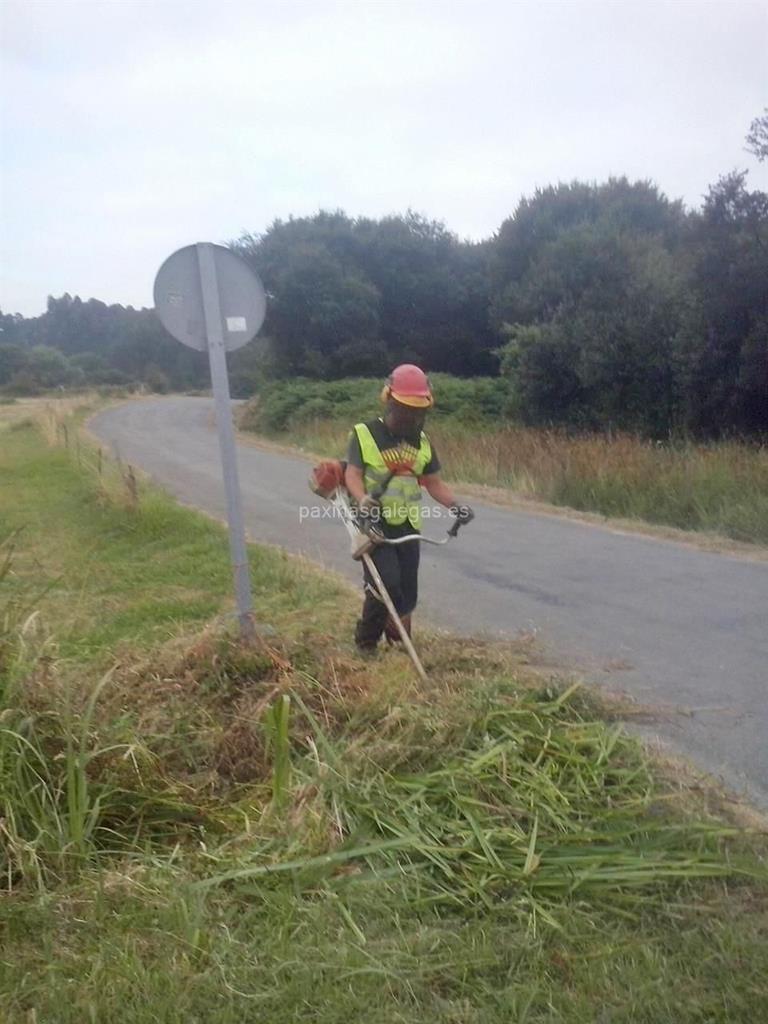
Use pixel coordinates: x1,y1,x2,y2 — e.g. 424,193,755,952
308,459,347,498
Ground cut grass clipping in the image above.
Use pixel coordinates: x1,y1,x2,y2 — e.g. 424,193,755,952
1,407,767,1022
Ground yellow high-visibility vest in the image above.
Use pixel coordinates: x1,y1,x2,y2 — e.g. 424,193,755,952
353,422,432,528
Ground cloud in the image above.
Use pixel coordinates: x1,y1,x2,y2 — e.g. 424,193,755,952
1,0,766,315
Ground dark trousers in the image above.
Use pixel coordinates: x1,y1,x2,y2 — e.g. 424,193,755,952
354,524,420,649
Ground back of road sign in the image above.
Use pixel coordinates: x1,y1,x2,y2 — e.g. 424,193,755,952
153,243,266,352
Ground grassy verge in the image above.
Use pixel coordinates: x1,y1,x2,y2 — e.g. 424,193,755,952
239,378,768,546
2,411,767,1022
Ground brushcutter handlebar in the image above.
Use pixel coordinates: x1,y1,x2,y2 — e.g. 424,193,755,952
375,508,474,547
384,533,450,547
448,504,475,537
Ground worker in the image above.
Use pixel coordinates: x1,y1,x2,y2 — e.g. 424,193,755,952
345,364,474,652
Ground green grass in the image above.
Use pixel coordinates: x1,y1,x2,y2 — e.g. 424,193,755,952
4,866,767,1024
0,425,339,663
1,418,767,1022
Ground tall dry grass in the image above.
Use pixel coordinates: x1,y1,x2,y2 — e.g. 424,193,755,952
436,425,768,544
259,415,768,545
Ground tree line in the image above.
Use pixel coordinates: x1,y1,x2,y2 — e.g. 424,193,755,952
0,298,262,398
1,112,766,437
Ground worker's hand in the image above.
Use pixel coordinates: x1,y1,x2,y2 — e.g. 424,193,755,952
358,494,381,521
450,503,475,525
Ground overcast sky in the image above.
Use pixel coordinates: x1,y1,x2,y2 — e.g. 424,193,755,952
1,0,766,317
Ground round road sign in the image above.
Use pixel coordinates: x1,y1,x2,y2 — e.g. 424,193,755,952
153,243,266,352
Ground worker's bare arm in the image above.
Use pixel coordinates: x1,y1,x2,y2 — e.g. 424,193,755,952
345,463,367,502
421,473,459,508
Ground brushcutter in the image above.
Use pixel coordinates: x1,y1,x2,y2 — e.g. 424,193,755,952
308,459,472,680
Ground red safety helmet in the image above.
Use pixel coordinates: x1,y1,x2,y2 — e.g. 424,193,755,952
380,364,434,408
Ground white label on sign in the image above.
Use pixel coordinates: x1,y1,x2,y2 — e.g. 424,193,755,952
226,316,247,332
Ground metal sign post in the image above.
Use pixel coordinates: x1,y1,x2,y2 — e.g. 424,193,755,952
196,244,256,642
153,242,267,644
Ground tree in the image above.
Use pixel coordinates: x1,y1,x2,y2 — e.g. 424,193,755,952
492,180,688,433
2,296,209,393
235,214,381,377
262,241,381,377
676,171,768,434
0,344,30,387
745,109,768,162
354,213,496,374
0,310,27,346
492,178,684,310
234,210,497,378
8,345,75,391
69,351,131,386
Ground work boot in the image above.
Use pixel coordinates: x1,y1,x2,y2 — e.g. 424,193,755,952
384,614,411,645
354,617,382,655
355,642,379,658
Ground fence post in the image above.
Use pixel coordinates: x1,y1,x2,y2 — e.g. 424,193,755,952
125,465,138,507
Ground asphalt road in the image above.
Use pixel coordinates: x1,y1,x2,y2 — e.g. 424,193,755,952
90,397,768,807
